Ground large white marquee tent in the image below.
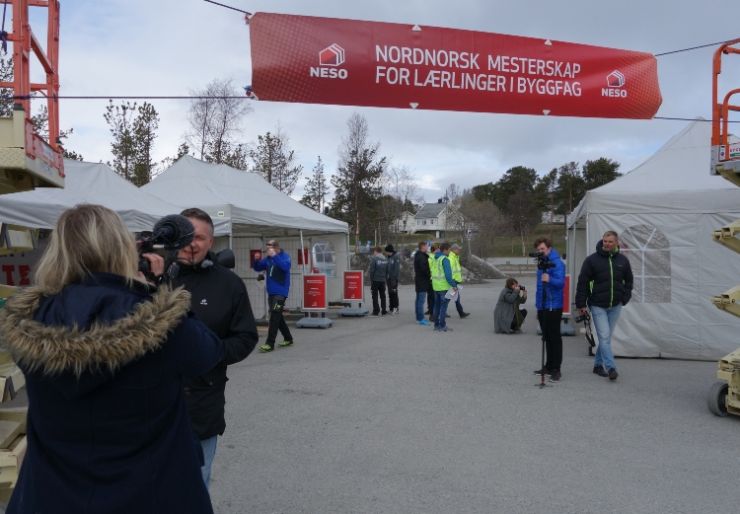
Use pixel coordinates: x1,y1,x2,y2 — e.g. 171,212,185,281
567,120,740,360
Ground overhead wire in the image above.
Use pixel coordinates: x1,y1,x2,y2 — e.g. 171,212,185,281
9,3,740,122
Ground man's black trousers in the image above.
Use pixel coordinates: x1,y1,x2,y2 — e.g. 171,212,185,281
537,309,563,371
371,280,387,314
387,278,399,311
266,295,292,347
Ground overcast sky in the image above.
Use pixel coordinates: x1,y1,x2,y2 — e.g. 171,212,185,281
45,0,740,202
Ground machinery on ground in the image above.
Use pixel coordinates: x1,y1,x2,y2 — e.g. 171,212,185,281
0,0,63,502
707,38,740,417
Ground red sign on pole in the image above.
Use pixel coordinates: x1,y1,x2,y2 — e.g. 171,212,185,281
303,274,327,311
563,274,571,316
297,247,309,266
343,270,364,302
249,13,661,119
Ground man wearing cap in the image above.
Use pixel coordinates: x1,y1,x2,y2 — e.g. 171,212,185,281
385,244,401,314
252,239,294,353
368,246,389,316
448,243,471,319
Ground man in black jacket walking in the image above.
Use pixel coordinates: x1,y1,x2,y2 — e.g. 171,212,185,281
575,231,633,381
173,208,259,486
413,241,432,325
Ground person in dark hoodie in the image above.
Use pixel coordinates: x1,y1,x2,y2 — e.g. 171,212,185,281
253,239,294,353
413,241,432,325
0,204,224,514
367,246,389,316
575,231,633,381
174,208,258,486
385,244,401,314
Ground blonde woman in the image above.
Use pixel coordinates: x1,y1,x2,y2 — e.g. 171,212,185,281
0,204,223,514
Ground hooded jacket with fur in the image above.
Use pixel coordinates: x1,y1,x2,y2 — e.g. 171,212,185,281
0,273,223,514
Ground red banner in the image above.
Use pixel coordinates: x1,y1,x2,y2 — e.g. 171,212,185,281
343,270,364,302
249,13,661,119
303,274,327,311
563,274,571,316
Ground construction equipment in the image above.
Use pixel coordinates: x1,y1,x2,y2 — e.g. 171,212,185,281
0,0,64,501
707,38,740,418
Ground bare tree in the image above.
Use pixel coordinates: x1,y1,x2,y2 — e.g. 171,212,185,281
186,79,250,163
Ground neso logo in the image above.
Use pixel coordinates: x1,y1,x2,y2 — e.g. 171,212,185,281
602,70,627,98
310,44,349,80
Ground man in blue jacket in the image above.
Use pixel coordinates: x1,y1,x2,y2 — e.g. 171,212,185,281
532,237,566,381
253,239,293,353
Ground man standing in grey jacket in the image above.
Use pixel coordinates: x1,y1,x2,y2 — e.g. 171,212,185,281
368,246,389,316
385,244,401,314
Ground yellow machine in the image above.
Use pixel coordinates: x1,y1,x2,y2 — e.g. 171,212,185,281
707,38,740,417
0,0,65,501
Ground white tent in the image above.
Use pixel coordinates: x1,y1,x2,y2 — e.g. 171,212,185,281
142,156,350,317
567,120,740,360
143,156,348,236
0,160,182,231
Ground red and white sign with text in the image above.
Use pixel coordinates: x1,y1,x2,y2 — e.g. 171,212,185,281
249,13,662,119
343,270,364,302
302,274,328,311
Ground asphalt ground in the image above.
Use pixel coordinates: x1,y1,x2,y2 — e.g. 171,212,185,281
211,279,739,514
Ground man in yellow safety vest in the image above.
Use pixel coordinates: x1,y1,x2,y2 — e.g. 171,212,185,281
448,243,470,319
431,242,458,332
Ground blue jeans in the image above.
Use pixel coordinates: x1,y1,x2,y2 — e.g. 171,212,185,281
200,435,218,487
433,291,450,329
415,291,427,321
590,304,622,371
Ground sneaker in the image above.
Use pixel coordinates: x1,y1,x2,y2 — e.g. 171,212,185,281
278,340,293,347
549,370,562,382
459,312,471,319
258,344,274,353
371,312,380,317
381,311,388,316
533,368,551,375
442,327,453,332
608,368,619,381
593,366,608,377
418,319,430,326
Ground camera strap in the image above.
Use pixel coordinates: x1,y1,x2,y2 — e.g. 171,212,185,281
583,317,596,348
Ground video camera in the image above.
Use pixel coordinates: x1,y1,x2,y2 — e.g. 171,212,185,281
527,250,556,271
137,214,195,274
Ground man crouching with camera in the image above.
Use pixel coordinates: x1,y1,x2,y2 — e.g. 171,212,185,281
531,237,566,381
575,231,633,381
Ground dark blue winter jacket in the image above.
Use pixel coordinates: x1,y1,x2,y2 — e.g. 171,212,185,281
535,247,566,310
253,250,291,297
0,273,223,514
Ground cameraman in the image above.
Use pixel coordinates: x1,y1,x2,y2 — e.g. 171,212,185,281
494,278,527,333
575,231,633,381
532,237,566,381
172,208,259,486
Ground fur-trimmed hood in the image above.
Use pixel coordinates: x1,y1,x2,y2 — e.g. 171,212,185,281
0,279,191,379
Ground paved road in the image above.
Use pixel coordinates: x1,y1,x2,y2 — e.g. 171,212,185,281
211,280,739,514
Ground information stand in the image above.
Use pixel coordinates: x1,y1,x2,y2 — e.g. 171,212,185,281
296,274,333,328
339,270,368,317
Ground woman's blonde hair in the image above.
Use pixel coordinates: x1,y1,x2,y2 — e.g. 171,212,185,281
35,204,139,294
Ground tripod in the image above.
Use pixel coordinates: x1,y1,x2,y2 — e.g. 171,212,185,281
535,277,550,388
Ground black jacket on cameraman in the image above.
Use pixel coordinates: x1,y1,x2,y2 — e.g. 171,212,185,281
575,240,634,310
171,253,258,439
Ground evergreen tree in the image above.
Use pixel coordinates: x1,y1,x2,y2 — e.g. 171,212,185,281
583,157,621,189
249,130,302,194
301,156,329,212
131,102,159,186
104,100,137,182
329,113,387,246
